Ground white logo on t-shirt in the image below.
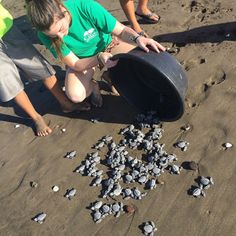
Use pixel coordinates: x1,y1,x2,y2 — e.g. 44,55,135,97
83,28,96,42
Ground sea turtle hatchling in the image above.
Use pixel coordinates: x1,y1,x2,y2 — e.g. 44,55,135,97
109,141,117,150
192,185,206,198
159,156,169,168
132,187,147,200
138,175,148,185
110,170,122,181
91,201,103,211
93,210,102,223
142,221,157,236
110,183,122,197
131,169,140,180
100,204,111,216
95,169,103,177
199,176,214,189
124,174,134,183
169,164,182,175
167,154,177,163
122,188,132,200
33,213,47,224
94,141,105,150
111,202,124,217
74,164,85,174
102,180,114,198
151,166,162,177
91,176,103,187
145,179,157,190
65,188,77,200
146,163,154,171
116,164,126,171
174,140,189,151
89,155,100,164
102,135,113,144
64,150,77,159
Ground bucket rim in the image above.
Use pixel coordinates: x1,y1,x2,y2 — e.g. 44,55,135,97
110,51,186,120
111,50,186,100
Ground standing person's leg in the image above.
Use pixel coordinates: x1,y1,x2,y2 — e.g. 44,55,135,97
0,47,52,136
1,24,91,136
14,90,52,136
119,0,147,36
135,0,160,23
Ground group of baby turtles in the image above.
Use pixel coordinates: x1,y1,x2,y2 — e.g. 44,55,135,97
190,176,214,197
31,110,227,235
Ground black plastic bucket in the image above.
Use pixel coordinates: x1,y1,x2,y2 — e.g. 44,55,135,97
108,48,188,121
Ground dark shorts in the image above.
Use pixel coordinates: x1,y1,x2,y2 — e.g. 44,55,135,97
0,25,55,102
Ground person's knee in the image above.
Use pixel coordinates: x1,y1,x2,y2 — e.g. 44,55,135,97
65,69,95,103
66,89,87,103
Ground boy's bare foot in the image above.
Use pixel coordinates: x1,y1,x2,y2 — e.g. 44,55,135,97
62,100,91,113
34,115,52,137
91,81,103,107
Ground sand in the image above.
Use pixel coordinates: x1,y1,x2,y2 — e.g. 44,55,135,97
0,0,236,235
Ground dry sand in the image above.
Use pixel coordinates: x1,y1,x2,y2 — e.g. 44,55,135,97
0,0,236,235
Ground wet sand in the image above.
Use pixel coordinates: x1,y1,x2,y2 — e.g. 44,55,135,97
0,0,236,235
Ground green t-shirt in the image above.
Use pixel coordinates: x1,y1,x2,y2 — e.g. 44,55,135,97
38,0,116,58
0,3,13,38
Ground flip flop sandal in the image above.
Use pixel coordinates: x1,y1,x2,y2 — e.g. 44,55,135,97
135,12,160,24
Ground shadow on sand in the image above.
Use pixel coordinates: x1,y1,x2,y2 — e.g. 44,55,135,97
154,21,236,46
0,78,138,129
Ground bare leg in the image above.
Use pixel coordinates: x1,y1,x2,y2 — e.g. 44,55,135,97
65,68,103,108
14,90,52,136
119,0,144,34
136,0,159,21
43,75,90,112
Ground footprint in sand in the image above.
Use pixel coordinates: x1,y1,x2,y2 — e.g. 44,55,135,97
185,1,222,23
181,59,199,71
186,68,226,108
205,68,226,87
0,161,5,167
183,56,206,70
